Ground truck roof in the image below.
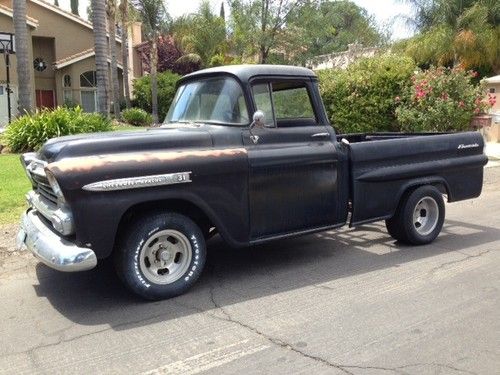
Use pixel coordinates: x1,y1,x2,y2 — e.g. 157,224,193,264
180,64,316,84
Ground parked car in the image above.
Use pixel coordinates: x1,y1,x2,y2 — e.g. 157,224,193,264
17,65,488,300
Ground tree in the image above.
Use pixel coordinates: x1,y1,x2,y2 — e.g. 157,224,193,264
220,2,225,20
398,0,500,73
107,0,121,118
54,0,59,6
136,35,182,73
71,0,79,15
119,0,131,108
13,0,32,114
91,0,109,115
170,2,226,66
229,0,306,63
132,0,169,123
286,0,387,65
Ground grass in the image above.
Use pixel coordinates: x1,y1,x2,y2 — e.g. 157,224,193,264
0,154,31,225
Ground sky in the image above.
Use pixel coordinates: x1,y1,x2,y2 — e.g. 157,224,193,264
58,0,415,40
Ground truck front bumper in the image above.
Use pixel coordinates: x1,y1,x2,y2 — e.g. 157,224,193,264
17,210,97,272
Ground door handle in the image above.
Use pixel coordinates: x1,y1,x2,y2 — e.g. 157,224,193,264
311,132,330,139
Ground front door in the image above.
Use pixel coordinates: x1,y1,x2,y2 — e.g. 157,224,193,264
35,90,55,109
245,80,340,240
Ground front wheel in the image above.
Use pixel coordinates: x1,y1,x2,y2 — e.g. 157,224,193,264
385,185,445,245
114,212,206,300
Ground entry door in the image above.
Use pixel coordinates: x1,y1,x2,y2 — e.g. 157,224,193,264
245,81,340,240
35,90,55,109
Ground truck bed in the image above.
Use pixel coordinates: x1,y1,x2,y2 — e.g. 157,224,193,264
342,131,488,226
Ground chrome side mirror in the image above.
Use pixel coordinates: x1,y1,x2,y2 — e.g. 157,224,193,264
249,110,265,144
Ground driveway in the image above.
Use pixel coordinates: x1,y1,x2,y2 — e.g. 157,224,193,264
0,167,499,375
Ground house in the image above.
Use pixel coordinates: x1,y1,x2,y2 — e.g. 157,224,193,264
0,0,144,125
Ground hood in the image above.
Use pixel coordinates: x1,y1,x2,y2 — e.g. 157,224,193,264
38,125,214,163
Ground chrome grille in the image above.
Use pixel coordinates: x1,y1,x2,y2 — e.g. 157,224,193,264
25,157,58,205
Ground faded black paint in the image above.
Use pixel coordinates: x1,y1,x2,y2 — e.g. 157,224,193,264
33,65,487,259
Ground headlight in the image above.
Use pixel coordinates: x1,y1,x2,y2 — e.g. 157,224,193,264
45,169,66,204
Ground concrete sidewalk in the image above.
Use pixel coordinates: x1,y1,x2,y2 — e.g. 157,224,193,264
485,142,500,168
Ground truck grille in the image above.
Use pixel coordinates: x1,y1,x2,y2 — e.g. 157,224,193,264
24,156,58,205
32,174,58,205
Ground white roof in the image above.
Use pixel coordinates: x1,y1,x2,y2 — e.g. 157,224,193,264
484,75,500,84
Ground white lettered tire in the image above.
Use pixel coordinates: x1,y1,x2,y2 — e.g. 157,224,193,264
114,211,206,300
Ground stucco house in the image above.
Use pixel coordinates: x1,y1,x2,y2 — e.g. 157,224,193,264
0,0,144,125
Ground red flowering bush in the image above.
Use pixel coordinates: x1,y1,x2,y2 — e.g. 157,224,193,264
396,67,493,132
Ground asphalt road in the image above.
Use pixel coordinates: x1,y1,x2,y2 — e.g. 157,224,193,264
0,167,499,375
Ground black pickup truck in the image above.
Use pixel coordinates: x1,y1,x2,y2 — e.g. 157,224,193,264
17,65,488,300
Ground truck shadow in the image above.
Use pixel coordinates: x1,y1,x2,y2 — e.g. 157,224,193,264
33,218,499,331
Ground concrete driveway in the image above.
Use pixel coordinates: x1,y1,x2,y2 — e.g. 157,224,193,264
0,167,499,375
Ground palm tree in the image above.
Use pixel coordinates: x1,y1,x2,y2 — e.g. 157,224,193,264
91,0,109,115
107,0,121,118
132,0,169,123
401,0,499,71
119,0,131,108
13,0,32,114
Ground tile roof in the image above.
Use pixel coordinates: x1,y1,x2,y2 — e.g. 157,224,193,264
54,48,124,70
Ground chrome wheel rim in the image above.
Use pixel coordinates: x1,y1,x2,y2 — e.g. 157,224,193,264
412,197,439,236
139,230,192,285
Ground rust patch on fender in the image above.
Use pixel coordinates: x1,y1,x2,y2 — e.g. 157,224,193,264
47,148,247,174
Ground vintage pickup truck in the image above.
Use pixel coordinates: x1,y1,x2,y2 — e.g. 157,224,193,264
17,65,488,300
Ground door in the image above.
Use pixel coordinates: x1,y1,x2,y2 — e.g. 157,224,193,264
35,90,55,109
245,80,341,240
0,84,18,127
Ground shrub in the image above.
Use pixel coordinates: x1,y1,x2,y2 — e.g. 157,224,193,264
318,54,416,134
173,53,203,75
132,70,181,122
122,107,153,126
395,67,493,132
4,106,112,152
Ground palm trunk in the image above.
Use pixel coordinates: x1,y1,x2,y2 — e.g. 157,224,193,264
151,36,159,124
92,0,109,116
108,2,121,118
13,0,32,114
120,0,131,108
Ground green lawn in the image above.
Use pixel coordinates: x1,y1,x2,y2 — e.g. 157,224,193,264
0,154,30,224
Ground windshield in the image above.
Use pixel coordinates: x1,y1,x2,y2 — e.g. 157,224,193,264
165,77,249,125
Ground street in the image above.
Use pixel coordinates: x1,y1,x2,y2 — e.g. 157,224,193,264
0,167,499,375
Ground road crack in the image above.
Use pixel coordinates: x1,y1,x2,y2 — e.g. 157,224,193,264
429,250,491,274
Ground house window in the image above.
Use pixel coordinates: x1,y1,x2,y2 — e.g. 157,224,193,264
490,88,496,94
63,74,72,103
80,71,97,88
80,71,98,112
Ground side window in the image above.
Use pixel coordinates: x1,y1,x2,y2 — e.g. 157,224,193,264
252,83,275,126
272,83,316,127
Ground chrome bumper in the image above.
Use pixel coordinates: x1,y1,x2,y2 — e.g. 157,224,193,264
17,210,97,272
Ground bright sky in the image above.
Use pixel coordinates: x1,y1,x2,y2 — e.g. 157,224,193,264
59,0,414,40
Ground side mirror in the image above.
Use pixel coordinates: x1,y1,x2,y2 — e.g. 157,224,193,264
249,110,265,144
252,110,265,127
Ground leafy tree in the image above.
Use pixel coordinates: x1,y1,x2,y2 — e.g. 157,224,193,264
229,0,306,63
91,0,110,115
13,0,32,114
287,0,388,65
397,0,499,73
137,35,183,73
132,0,170,123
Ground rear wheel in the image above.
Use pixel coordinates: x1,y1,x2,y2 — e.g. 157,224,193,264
385,186,445,245
114,212,206,300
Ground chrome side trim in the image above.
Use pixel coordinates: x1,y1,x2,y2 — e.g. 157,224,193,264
18,210,97,272
82,171,192,192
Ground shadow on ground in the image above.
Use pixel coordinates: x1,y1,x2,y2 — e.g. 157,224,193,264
33,219,499,331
